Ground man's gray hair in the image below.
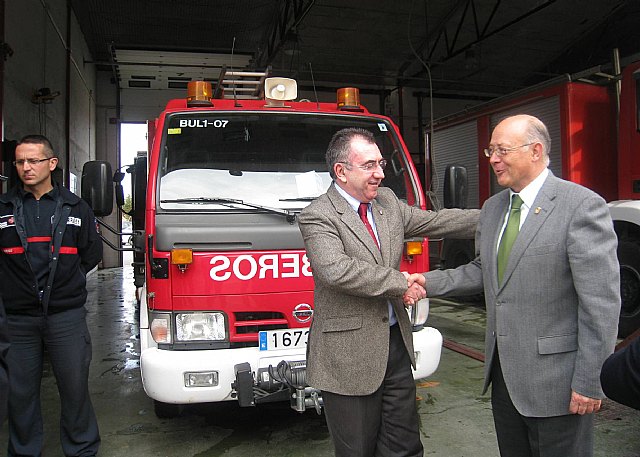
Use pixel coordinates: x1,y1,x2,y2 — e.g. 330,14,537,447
524,116,551,166
326,128,375,179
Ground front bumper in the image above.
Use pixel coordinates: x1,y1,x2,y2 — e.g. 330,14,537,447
140,333,308,404
140,325,442,405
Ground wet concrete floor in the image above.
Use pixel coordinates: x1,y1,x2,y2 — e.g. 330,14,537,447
0,262,639,456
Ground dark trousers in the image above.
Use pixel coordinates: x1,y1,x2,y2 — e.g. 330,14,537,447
6,307,100,457
321,324,423,457
491,353,593,457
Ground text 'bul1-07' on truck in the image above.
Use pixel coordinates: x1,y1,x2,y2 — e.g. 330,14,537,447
81,70,444,418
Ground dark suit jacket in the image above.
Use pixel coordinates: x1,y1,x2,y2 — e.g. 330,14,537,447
298,183,479,395
424,172,621,417
601,337,640,410
0,296,9,424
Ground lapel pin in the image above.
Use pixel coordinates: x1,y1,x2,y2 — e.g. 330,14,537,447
534,207,541,214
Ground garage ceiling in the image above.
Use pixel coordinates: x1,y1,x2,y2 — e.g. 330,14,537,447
72,0,640,99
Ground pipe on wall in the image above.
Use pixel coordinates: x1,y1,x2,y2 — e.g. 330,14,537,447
39,0,95,187
65,0,70,186
0,0,4,190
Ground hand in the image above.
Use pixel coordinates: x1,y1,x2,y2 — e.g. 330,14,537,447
402,272,426,288
402,283,425,305
569,390,602,415
401,273,426,305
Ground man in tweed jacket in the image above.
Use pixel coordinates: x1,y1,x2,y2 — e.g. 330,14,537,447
299,128,479,456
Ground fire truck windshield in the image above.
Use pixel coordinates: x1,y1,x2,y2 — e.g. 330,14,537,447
159,112,417,211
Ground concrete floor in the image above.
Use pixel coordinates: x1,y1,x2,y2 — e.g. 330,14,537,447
0,262,639,456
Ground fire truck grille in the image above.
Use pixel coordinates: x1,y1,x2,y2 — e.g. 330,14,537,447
233,312,288,335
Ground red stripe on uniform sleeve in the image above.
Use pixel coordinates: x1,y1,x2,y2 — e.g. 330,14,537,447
57,246,78,254
2,247,25,254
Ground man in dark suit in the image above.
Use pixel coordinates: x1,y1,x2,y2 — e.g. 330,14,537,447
298,128,479,456
419,115,621,457
0,170,7,425
600,336,640,410
0,295,8,425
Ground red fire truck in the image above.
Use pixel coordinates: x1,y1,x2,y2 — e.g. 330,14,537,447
83,70,443,417
429,53,640,337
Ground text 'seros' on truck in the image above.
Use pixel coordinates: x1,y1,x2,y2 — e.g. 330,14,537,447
429,51,640,337
81,70,443,418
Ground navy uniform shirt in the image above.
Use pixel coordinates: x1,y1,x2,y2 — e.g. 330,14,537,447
20,186,58,295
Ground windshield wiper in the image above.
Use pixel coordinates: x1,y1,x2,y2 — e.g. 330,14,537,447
160,197,296,223
279,197,318,202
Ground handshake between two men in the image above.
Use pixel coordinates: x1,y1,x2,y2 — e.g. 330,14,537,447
401,272,427,306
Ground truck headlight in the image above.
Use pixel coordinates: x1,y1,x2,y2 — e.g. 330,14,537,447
176,312,226,341
407,298,429,331
150,312,172,344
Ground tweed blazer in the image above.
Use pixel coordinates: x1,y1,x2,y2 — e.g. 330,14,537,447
298,183,479,396
424,172,621,417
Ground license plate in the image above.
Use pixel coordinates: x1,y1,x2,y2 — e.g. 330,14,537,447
259,328,309,351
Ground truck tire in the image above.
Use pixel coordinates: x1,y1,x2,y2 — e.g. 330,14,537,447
441,239,475,270
441,239,484,304
153,400,183,419
617,240,640,337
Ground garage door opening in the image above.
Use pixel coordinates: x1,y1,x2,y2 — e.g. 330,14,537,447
120,122,147,264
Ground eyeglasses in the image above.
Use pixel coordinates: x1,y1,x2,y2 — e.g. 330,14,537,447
341,159,387,172
483,143,534,158
13,158,53,167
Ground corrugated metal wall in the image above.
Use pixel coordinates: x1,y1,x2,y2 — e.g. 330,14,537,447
431,95,562,208
431,121,479,209
489,96,562,195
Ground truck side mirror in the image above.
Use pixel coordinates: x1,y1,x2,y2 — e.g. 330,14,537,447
443,165,468,209
81,161,114,217
113,170,125,207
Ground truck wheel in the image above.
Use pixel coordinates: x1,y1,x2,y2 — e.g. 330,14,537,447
617,240,640,337
442,239,475,270
441,239,484,304
154,400,183,419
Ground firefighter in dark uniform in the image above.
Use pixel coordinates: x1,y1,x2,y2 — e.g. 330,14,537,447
0,135,102,456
